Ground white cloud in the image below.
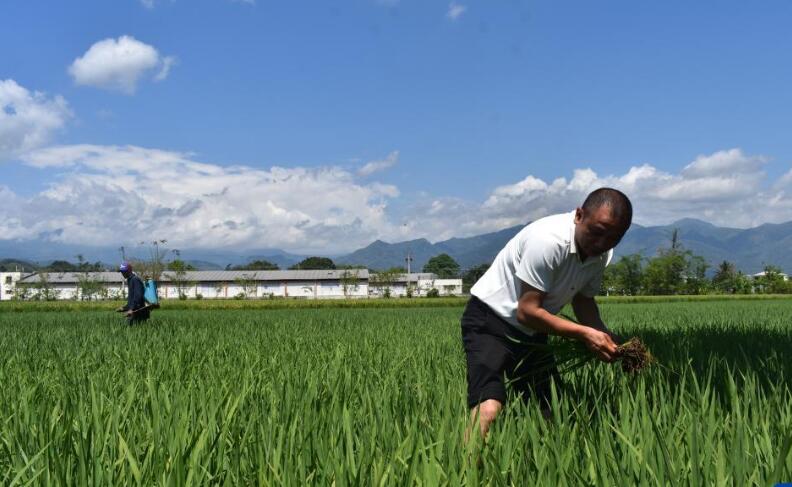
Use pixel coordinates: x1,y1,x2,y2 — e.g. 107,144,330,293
10,145,399,253
68,36,175,94
154,56,176,82
447,2,467,20
681,148,765,178
140,0,155,8
396,149,792,242
0,79,72,160
3,145,791,252
358,150,399,177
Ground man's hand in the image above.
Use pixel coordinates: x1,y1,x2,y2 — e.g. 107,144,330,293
580,327,619,362
125,310,134,317
608,331,626,346
115,307,125,313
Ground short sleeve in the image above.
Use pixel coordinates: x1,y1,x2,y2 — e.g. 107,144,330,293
514,235,559,293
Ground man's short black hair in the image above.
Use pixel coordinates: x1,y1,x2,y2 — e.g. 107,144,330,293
582,188,632,227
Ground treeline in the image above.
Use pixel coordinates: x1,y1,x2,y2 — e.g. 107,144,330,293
228,254,465,277
601,230,790,295
0,256,104,273
602,252,789,295
458,230,791,296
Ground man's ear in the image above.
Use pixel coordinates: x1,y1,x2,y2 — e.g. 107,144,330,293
574,207,584,224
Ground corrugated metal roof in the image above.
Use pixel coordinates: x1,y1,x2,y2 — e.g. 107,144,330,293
160,270,369,282
370,273,438,283
18,272,124,284
19,269,370,284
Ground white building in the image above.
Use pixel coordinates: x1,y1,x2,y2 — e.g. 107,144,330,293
3,269,469,301
6,269,371,301
158,270,369,299
0,272,23,301
368,273,463,297
750,271,789,281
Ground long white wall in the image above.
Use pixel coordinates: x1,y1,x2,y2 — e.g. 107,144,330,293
3,273,456,301
368,278,463,297
158,280,369,299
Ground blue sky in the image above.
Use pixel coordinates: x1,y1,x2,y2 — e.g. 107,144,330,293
1,0,791,253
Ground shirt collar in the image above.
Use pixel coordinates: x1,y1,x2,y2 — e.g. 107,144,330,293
568,212,578,256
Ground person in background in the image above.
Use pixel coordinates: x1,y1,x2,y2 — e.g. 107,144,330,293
115,261,150,325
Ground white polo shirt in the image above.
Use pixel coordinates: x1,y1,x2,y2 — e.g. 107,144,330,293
470,211,612,335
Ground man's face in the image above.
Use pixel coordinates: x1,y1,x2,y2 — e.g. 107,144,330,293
574,205,629,258
121,270,132,279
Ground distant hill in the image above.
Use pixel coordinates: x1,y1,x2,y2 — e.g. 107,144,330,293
184,260,224,271
1,218,790,275
436,224,525,270
335,238,439,272
617,219,792,273
0,258,37,272
337,219,792,274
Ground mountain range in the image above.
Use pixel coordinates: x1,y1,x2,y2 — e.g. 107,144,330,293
0,218,789,274
336,218,790,274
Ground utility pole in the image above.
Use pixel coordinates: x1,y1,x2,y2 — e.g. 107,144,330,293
405,251,414,297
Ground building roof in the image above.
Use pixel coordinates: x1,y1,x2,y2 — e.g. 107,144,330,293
751,271,788,279
160,269,369,282
370,272,438,283
18,272,124,284
18,269,370,284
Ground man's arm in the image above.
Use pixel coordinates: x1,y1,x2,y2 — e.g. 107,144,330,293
516,282,619,362
571,294,624,344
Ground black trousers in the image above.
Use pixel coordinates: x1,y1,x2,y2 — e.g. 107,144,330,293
461,296,561,409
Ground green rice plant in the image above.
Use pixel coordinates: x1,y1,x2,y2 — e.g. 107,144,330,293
0,301,789,484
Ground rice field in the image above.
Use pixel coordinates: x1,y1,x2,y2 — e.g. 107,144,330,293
1,300,791,485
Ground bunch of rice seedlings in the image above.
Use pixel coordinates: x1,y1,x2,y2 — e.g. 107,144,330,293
616,337,654,373
531,314,656,374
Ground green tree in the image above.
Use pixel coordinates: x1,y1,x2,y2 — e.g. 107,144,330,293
712,261,737,291
462,263,490,293
167,258,195,299
31,272,59,301
711,261,752,294
234,273,259,299
640,228,713,295
755,265,789,294
45,260,78,272
290,257,336,270
423,254,460,278
75,254,104,272
339,269,361,297
370,269,399,298
602,254,643,295
76,272,103,301
681,255,710,295
167,259,196,271
134,239,169,281
642,250,688,295
233,260,279,271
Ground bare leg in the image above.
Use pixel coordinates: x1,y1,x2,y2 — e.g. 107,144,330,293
467,399,503,441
